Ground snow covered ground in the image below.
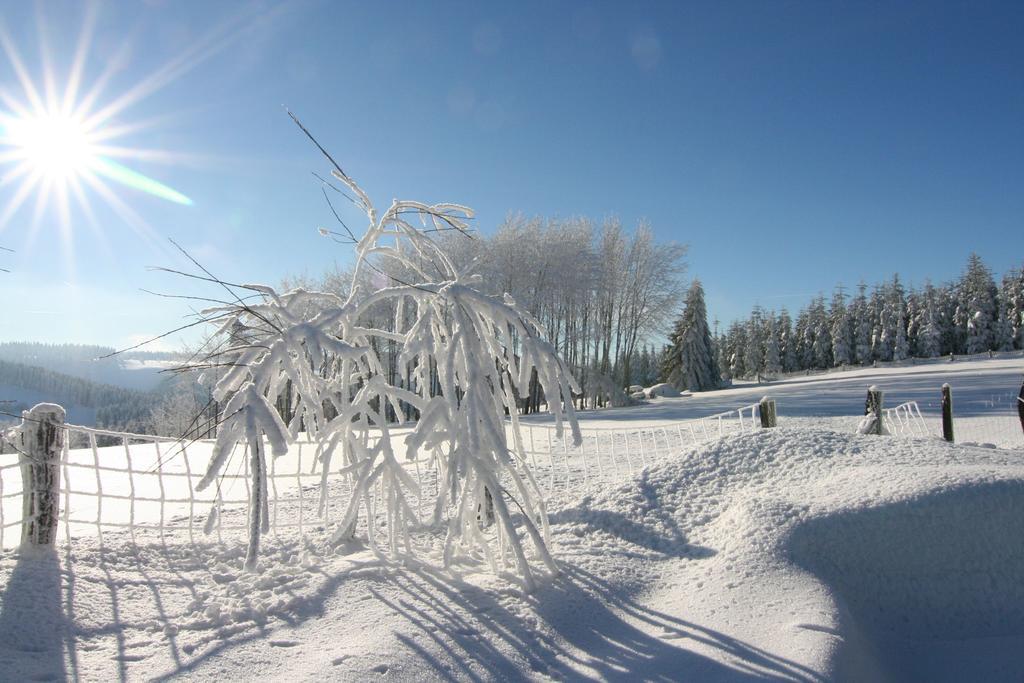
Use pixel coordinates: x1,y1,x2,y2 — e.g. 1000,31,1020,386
0,357,1022,681
530,354,1024,449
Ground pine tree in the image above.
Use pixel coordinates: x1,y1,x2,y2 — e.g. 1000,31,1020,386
662,280,722,391
905,288,922,357
794,308,813,370
851,283,873,364
777,308,797,372
869,286,891,362
998,266,1024,350
727,321,747,379
830,287,852,367
716,331,731,381
937,283,959,354
993,310,1014,352
893,310,910,361
762,312,782,377
957,253,998,354
744,306,765,380
915,282,943,358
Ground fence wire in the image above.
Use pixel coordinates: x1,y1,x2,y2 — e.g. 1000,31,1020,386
882,401,929,438
515,403,762,492
881,394,1023,450
0,403,764,550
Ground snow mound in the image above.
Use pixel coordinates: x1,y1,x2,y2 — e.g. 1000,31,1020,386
548,427,1024,680
643,383,682,398
788,480,1024,680
3,423,1023,681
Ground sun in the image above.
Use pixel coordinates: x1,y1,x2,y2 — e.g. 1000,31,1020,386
0,3,284,262
0,7,210,259
5,111,97,180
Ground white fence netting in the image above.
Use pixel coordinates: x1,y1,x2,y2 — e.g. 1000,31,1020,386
882,401,929,438
882,394,1024,449
517,403,762,492
945,389,1024,449
0,403,765,550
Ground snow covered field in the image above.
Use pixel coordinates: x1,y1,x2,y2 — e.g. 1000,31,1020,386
0,357,1022,681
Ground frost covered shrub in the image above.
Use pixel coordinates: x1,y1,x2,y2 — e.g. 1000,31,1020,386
195,147,580,589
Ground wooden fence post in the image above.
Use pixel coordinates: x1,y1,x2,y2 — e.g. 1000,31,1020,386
941,383,955,443
18,403,65,547
865,386,884,435
758,397,777,428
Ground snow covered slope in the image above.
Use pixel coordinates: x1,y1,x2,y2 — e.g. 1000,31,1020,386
1,425,1021,681
534,354,1024,427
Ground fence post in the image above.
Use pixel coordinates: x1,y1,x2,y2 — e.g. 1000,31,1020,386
941,383,955,443
18,403,65,547
759,397,777,428
865,386,884,435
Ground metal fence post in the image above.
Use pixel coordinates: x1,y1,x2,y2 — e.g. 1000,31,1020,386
865,387,884,435
941,383,955,443
758,397,777,428
18,403,65,547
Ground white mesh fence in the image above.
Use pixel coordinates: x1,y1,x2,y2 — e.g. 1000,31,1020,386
0,402,766,550
0,424,445,551
882,401,929,438
514,403,763,493
946,389,1024,449
880,395,1023,450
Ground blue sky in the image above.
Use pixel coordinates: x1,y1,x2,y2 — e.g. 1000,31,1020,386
0,0,1021,349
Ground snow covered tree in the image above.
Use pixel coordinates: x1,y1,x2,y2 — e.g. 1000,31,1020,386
713,332,730,382
807,296,831,369
957,253,998,354
193,128,580,587
744,306,765,380
998,266,1024,350
709,256,1020,372
914,283,943,358
777,308,797,372
892,310,910,361
851,283,873,364
662,280,721,391
829,288,852,367
727,321,747,379
149,380,216,439
762,312,782,377
793,309,812,370
993,309,1015,351
869,286,891,362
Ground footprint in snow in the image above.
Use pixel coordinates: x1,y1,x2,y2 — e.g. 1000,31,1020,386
332,655,352,666
269,639,301,647
371,664,389,674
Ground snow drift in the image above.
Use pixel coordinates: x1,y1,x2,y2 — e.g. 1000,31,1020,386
788,480,1024,681
2,422,1023,680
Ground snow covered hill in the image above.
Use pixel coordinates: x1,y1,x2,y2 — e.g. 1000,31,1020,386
1,428,1022,680
0,358,1022,681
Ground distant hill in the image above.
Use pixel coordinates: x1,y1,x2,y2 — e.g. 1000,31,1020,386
0,342,180,392
0,358,163,432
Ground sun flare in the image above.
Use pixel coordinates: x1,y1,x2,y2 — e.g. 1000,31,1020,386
5,111,97,180
0,11,198,257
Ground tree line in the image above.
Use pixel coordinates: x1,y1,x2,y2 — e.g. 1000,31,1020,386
286,214,688,409
707,253,1024,383
0,359,159,433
